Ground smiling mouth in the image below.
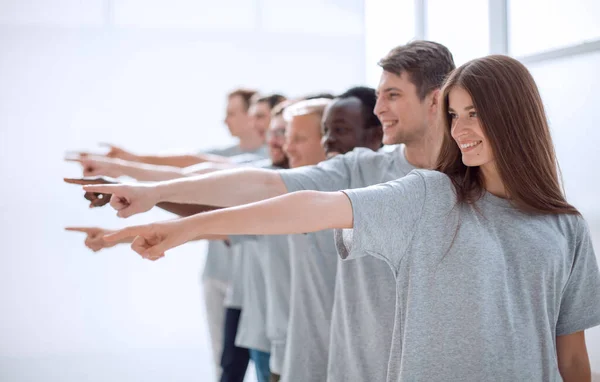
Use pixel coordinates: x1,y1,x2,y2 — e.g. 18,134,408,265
382,121,398,130
459,140,482,151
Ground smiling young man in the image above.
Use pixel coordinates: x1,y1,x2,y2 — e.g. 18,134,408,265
82,41,456,382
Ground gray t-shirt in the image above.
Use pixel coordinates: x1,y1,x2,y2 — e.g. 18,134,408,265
278,146,415,382
258,234,291,374
229,233,292,366
224,243,247,309
202,144,269,283
280,232,338,382
337,169,600,381
233,238,271,352
228,164,284,354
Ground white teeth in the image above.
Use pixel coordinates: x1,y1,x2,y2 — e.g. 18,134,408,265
383,121,397,127
460,141,481,149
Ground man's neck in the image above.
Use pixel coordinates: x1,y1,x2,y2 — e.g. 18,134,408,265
404,126,442,169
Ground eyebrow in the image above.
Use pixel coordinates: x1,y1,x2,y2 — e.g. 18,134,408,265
448,105,475,112
375,87,402,96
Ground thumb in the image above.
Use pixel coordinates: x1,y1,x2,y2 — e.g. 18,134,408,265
142,240,171,260
116,205,140,218
104,225,148,242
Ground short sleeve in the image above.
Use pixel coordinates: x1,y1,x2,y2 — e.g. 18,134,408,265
335,171,427,268
556,218,600,336
278,148,379,193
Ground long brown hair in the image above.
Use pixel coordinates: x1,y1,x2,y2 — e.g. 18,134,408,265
435,55,578,215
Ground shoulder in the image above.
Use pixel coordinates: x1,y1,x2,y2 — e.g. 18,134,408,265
554,213,590,246
408,169,452,190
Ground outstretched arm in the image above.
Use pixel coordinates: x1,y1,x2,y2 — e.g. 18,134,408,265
71,143,233,167
65,156,187,181
105,190,352,260
66,226,228,255
82,167,288,218
65,226,132,252
64,177,223,216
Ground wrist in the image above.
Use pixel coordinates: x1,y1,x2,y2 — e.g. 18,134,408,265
181,214,205,241
153,183,168,204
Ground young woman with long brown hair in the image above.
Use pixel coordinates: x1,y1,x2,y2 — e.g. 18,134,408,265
95,55,600,381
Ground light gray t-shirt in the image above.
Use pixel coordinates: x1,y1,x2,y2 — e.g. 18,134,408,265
258,234,291,374
202,144,269,283
280,232,338,382
229,233,291,368
224,243,248,309
337,169,600,382
233,238,271,352
278,146,415,382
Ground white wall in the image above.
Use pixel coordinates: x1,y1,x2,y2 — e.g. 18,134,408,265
0,1,366,381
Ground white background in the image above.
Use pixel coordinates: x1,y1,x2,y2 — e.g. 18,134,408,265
2,0,600,380
0,1,365,380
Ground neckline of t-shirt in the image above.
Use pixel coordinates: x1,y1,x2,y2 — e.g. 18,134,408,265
481,191,515,209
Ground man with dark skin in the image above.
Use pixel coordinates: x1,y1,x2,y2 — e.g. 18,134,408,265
321,86,383,158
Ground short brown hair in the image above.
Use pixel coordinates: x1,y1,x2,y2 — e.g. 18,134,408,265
252,93,287,109
228,88,259,111
436,55,578,216
378,40,455,100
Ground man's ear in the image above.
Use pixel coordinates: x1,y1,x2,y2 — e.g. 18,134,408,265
428,89,441,110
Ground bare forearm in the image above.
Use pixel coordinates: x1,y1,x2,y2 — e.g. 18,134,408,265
133,154,208,167
181,162,240,176
156,168,287,207
559,360,591,382
557,332,591,382
180,190,353,237
116,161,185,181
104,230,134,244
157,202,222,217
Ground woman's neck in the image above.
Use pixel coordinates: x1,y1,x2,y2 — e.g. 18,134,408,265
480,161,507,198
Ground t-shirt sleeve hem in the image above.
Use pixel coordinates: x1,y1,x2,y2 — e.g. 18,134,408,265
336,190,395,264
278,171,306,193
556,315,600,336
